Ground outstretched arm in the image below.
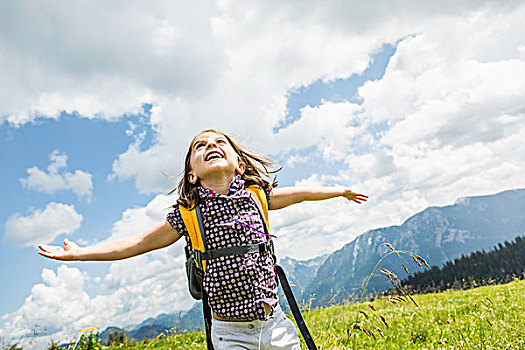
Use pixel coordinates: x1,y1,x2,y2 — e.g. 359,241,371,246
269,187,368,210
38,220,182,261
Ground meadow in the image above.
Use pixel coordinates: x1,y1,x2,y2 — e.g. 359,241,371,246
83,279,524,350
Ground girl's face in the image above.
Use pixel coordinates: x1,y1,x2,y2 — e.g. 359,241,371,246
188,131,245,184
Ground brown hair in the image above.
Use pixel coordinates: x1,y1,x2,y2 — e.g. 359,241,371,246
172,129,279,209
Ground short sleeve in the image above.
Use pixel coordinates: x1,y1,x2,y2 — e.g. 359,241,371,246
166,205,189,237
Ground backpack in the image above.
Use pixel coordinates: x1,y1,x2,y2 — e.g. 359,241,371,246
179,185,316,350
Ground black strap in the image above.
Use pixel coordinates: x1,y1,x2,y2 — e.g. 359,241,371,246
194,204,208,270
275,265,317,350
250,192,317,348
202,292,214,350
194,206,214,350
201,241,272,260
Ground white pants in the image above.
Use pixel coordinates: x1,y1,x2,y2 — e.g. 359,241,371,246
211,305,302,350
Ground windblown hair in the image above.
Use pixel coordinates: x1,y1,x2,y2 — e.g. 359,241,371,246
172,129,280,209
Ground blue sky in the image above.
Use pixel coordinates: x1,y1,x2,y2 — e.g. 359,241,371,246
0,45,395,316
1,116,142,311
1,1,525,348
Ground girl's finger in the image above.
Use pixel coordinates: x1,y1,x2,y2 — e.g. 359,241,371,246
38,250,55,258
39,245,56,253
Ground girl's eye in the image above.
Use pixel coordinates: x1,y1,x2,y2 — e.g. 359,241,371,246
217,139,226,144
195,143,204,149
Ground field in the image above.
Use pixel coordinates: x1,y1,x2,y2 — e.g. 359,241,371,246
93,279,525,350
306,279,525,349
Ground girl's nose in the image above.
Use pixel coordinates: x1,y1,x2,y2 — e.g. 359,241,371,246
206,141,218,149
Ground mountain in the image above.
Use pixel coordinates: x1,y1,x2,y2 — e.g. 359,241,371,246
130,312,185,340
99,327,129,346
100,312,185,343
177,301,204,333
303,188,525,307
100,188,524,338
277,254,328,308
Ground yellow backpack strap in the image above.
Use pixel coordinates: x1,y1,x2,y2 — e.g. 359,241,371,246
246,185,276,259
246,185,270,234
179,186,270,272
179,203,207,272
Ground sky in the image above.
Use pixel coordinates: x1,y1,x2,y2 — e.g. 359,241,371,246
1,0,524,347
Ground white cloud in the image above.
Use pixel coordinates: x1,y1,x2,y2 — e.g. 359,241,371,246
105,193,177,242
0,195,192,348
105,2,525,195
0,265,90,347
108,129,182,195
0,1,223,126
377,53,525,148
87,193,193,321
98,1,415,193
3,1,524,197
107,1,525,259
352,7,525,204
0,255,189,348
20,150,93,200
269,189,429,260
4,202,83,247
272,101,365,161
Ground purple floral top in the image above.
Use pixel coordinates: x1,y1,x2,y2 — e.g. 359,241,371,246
166,175,279,321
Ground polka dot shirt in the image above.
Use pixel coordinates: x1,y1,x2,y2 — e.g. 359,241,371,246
167,176,279,321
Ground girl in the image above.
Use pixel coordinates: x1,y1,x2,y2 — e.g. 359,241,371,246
39,129,368,349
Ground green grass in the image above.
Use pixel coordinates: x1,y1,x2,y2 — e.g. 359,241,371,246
92,279,525,349
305,279,525,349
104,331,208,349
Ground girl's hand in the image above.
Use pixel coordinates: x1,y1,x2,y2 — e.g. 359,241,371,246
38,238,81,261
342,189,368,204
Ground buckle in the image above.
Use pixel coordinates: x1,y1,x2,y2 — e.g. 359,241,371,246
259,241,271,255
194,250,203,268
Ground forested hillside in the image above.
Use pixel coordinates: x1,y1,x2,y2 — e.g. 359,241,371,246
401,236,525,293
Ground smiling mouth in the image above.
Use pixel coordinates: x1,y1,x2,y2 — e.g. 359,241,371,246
205,151,224,161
